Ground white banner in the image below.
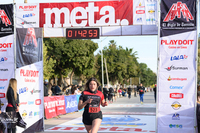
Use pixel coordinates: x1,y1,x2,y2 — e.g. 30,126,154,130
133,0,157,25
0,34,14,111
16,61,43,133
15,3,39,28
158,31,197,132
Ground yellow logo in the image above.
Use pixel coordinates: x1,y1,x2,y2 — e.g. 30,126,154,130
148,10,155,14
171,102,181,110
168,76,171,81
22,110,27,119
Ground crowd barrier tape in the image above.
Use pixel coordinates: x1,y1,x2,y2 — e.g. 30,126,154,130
44,95,83,119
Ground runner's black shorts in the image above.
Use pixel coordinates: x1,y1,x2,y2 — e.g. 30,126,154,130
82,111,102,125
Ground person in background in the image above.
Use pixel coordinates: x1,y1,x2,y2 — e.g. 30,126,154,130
78,77,108,133
98,86,102,92
137,83,145,104
6,78,19,133
44,79,49,97
74,87,81,95
118,88,122,97
196,91,200,133
108,87,114,103
103,86,109,102
153,84,157,103
51,83,56,96
127,86,132,99
54,84,61,95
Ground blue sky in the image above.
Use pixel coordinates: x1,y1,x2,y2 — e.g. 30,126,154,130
2,0,199,73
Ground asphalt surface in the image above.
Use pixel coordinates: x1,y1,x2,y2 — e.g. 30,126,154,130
36,91,156,133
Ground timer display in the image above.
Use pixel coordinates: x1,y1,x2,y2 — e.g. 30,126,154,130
66,28,99,39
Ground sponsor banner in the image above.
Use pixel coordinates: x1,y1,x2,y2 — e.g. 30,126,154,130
133,0,157,25
160,31,197,56
16,28,42,68
133,0,146,25
158,0,197,132
16,3,39,28
16,61,44,133
0,34,14,57
161,0,196,30
39,0,133,28
65,95,78,113
0,4,14,37
44,96,58,119
45,115,156,132
44,96,66,119
158,114,194,129
55,95,66,116
0,34,14,111
145,0,157,25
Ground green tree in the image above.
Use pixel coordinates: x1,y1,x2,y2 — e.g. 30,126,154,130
43,42,56,80
44,38,98,84
95,40,139,85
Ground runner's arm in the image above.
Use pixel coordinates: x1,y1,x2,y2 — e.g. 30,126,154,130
101,99,108,107
78,98,92,110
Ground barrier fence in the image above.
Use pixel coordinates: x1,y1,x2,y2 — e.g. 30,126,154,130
44,94,83,119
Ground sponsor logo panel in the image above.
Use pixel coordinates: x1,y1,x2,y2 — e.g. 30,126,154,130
167,76,187,81
35,99,41,105
0,86,5,89
161,39,194,49
172,113,180,120
171,101,181,110
161,1,195,30
170,55,188,61
22,110,27,119
0,93,5,98
169,85,183,89
0,79,8,82
19,87,29,94
19,5,37,11
169,124,182,128
30,89,41,94
170,93,184,99
0,57,8,63
165,65,188,71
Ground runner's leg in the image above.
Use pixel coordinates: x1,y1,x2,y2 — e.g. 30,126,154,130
91,119,102,133
85,125,92,133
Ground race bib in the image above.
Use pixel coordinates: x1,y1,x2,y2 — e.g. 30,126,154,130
89,105,100,113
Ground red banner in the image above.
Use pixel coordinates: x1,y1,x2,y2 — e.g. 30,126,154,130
54,95,66,116
44,96,66,119
39,0,133,28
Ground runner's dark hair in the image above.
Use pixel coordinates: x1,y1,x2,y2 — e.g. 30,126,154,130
85,77,100,91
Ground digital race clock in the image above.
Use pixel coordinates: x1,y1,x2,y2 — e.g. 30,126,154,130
66,28,99,39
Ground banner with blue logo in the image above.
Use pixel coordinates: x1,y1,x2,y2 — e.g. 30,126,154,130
65,95,78,113
157,0,197,132
16,28,43,133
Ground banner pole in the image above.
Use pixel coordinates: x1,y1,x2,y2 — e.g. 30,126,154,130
13,1,16,78
156,0,161,132
195,0,199,132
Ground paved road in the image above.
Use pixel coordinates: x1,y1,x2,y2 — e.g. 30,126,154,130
37,91,156,133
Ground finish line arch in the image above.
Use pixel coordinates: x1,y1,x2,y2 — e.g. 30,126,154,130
0,0,198,133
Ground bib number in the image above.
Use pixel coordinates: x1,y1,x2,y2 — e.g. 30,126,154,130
89,107,99,113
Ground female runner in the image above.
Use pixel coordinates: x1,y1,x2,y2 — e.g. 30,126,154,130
78,77,108,133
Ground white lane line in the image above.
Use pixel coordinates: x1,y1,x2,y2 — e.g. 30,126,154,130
106,104,156,108
103,112,156,115
45,115,156,133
